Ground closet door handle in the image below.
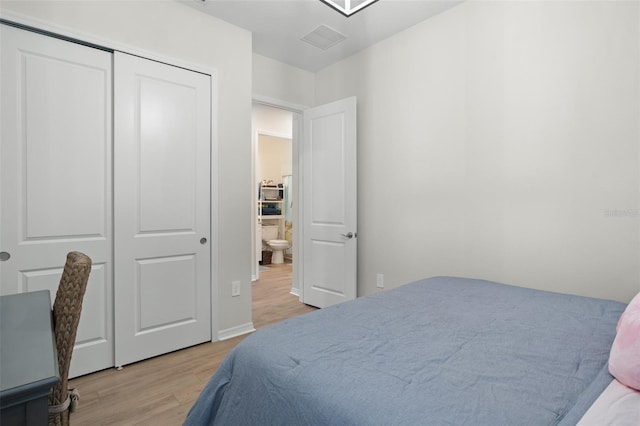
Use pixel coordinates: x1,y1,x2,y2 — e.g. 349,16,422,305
0,251,10,261
341,232,354,239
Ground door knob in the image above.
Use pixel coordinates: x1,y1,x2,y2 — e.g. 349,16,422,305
200,237,208,245
341,232,354,239
0,251,10,261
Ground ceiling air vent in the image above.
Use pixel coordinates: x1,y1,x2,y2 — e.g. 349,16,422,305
301,25,347,50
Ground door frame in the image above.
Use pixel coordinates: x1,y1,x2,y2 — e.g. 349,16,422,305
0,12,221,346
252,95,307,300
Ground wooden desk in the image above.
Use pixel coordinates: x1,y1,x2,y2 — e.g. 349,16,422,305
0,290,59,425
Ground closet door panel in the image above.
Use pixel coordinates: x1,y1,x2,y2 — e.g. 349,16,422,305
23,54,107,238
0,24,114,377
114,52,211,367
137,75,198,232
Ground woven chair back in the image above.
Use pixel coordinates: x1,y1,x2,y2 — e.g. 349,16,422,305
48,251,91,426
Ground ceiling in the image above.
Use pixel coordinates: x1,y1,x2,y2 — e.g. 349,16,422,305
183,0,464,72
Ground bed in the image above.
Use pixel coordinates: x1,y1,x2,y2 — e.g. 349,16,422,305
185,276,636,425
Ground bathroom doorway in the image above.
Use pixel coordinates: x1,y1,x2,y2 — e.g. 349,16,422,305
252,102,300,298
252,96,357,309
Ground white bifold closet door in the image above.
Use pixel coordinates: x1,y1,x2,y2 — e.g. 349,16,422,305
113,52,211,367
0,24,115,377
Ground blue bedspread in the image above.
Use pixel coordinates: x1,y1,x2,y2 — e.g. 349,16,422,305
185,276,625,425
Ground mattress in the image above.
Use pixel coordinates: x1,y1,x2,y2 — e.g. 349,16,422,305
185,276,626,425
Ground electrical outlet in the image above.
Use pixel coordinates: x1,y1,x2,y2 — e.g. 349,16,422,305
376,273,384,289
231,281,241,297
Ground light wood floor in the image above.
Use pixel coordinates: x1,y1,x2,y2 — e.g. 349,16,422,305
68,262,316,425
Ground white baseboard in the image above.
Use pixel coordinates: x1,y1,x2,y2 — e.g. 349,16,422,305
217,322,256,341
290,287,300,297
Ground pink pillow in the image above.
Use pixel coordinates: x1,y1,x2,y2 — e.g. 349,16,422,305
609,292,640,390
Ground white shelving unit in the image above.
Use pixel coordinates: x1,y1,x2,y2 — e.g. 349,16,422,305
258,185,285,239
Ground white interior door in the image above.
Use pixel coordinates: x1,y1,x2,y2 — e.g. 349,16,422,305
114,52,211,367
302,97,357,308
0,24,114,377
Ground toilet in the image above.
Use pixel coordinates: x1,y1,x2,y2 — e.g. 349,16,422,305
266,240,290,264
261,225,290,264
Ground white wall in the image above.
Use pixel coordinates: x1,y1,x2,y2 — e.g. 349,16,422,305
316,0,640,302
0,1,255,333
258,135,292,183
253,53,315,107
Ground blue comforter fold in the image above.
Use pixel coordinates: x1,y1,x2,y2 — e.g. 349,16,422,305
185,276,625,425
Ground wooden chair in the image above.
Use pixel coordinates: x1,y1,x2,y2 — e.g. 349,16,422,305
48,252,92,426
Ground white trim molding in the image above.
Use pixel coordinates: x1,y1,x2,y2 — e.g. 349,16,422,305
217,323,256,341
